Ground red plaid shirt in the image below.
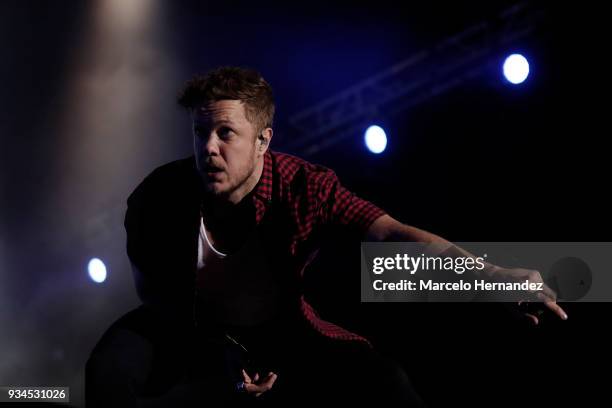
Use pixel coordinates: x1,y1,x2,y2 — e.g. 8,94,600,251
126,149,385,345
248,150,386,344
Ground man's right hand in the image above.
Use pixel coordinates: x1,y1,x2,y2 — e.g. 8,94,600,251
240,369,278,397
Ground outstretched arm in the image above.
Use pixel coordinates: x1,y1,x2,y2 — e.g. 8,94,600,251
366,214,447,244
365,214,568,323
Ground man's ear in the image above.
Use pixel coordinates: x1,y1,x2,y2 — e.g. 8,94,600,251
258,127,273,154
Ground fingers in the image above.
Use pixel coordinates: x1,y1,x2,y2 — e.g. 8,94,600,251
522,271,567,322
534,290,568,320
538,282,557,302
524,312,539,326
242,369,252,384
503,268,567,323
244,372,278,397
544,299,568,320
258,372,277,389
519,298,568,325
241,370,278,397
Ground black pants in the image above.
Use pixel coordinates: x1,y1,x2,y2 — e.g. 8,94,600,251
86,305,425,407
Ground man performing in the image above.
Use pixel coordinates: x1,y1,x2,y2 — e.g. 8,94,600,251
86,66,567,407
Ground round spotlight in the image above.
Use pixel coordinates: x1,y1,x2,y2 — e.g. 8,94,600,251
364,125,387,154
503,54,530,84
88,258,107,283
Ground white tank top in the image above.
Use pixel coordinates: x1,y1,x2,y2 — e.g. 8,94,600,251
195,216,281,327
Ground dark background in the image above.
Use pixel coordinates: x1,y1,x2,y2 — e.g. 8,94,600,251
1,1,608,406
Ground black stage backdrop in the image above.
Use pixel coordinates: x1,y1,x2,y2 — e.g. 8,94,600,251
1,1,608,406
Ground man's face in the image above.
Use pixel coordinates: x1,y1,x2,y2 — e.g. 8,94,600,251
193,100,260,200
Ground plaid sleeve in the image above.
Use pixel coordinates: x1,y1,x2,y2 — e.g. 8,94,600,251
317,170,386,234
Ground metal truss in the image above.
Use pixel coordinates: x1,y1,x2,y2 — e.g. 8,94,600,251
281,1,545,156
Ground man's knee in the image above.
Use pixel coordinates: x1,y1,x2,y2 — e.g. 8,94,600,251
86,327,155,396
378,356,426,406
351,350,426,406
374,355,411,385
86,311,159,407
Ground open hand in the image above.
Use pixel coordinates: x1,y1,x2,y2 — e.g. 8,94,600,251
239,369,278,397
491,266,568,324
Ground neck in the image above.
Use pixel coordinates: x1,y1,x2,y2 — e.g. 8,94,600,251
203,190,256,242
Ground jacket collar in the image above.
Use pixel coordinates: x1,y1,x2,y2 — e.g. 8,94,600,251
251,150,273,223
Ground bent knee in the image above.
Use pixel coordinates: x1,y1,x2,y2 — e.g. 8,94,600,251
87,328,154,383
360,354,425,406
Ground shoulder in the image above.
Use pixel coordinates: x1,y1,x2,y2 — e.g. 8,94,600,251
269,150,337,188
127,156,199,205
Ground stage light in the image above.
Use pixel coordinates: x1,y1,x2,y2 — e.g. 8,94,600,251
503,53,530,84
364,125,387,154
88,258,107,283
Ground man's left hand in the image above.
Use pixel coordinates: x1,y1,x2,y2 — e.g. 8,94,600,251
489,266,568,325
